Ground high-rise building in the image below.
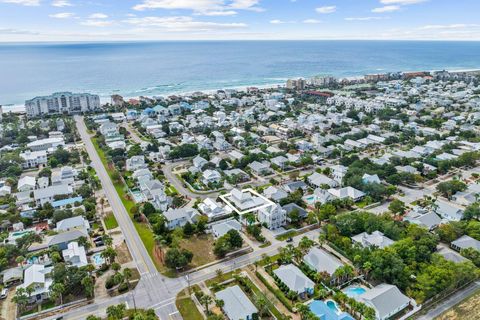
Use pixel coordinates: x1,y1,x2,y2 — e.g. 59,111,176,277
286,78,306,90
25,92,101,117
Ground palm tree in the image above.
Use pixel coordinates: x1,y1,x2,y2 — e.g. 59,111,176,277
299,236,314,253
103,234,113,246
50,283,65,305
255,294,269,317
123,268,133,289
81,275,95,299
215,299,224,309
199,294,213,314
101,246,117,265
106,303,126,320
295,303,310,320
12,288,29,314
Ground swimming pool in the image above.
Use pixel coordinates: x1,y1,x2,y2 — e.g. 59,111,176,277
325,299,340,313
303,195,316,205
91,252,105,267
343,286,367,297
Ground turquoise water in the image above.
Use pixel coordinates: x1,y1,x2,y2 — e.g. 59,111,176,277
343,286,367,297
304,195,316,204
1,41,480,106
326,300,340,313
91,253,105,266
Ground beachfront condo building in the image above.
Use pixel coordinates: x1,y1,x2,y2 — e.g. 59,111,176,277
25,92,100,117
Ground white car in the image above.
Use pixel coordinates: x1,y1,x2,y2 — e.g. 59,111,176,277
0,288,8,299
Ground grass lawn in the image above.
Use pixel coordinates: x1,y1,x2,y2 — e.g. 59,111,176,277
104,213,119,230
165,185,178,196
436,288,480,320
276,230,298,241
180,234,216,267
205,271,236,287
91,137,165,274
176,290,203,320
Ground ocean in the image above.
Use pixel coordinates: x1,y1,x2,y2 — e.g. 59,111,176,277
1,40,480,110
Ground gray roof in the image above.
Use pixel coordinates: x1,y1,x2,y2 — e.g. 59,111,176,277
405,211,442,230
211,220,242,238
33,183,72,200
215,285,257,320
303,247,343,275
1,267,23,284
48,229,85,247
163,208,199,222
437,247,468,264
273,264,315,293
359,284,410,320
282,203,308,218
451,235,480,251
352,231,394,249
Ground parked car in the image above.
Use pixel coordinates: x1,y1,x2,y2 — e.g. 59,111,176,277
0,288,9,299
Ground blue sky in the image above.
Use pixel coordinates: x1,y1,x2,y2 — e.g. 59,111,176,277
0,0,479,41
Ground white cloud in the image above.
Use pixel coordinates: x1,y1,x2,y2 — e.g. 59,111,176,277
194,10,237,16
303,19,321,24
51,0,72,7
420,24,480,30
372,5,400,13
49,12,75,18
133,0,262,13
0,0,39,6
380,0,426,4
89,13,109,19
316,6,336,14
345,17,386,21
124,16,247,31
269,19,285,24
81,20,115,27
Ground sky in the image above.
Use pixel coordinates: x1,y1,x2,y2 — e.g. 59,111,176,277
0,0,479,42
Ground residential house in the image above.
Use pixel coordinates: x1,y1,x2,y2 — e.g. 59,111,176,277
308,172,338,188
328,187,365,202
263,186,288,202
33,183,73,206
18,176,36,192
257,204,286,229
271,156,289,169
20,150,48,168
303,247,344,282
248,161,272,176
283,203,308,219
352,231,394,249
56,216,90,235
451,235,480,252
273,264,314,298
362,174,381,184
126,156,147,171
18,264,53,303
452,183,480,206
202,169,222,186
62,242,88,268
435,200,465,221
356,284,410,320
211,220,242,239
164,208,201,230
198,198,231,220
404,208,442,230
215,285,258,320
282,181,308,193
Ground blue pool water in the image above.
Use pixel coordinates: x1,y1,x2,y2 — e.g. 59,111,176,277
343,286,367,297
326,300,340,313
92,253,105,266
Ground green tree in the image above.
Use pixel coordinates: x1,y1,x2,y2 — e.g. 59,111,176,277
389,199,406,215
106,303,126,320
50,283,66,305
164,248,193,270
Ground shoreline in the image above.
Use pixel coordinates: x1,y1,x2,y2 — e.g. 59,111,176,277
3,66,480,113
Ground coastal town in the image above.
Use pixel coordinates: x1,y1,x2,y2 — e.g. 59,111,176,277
1,68,480,320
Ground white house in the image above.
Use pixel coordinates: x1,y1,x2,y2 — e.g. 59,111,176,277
20,151,48,168
19,264,53,303
215,285,258,320
163,208,201,230
352,231,394,249
357,284,410,320
62,242,88,268
18,176,36,192
257,204,287,229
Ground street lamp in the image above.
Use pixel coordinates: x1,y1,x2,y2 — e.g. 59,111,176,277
185,273,191,294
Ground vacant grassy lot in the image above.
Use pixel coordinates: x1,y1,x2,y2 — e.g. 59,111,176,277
176,290,203,320
436,289,480,320
104,213,119,229
180,234,216,267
